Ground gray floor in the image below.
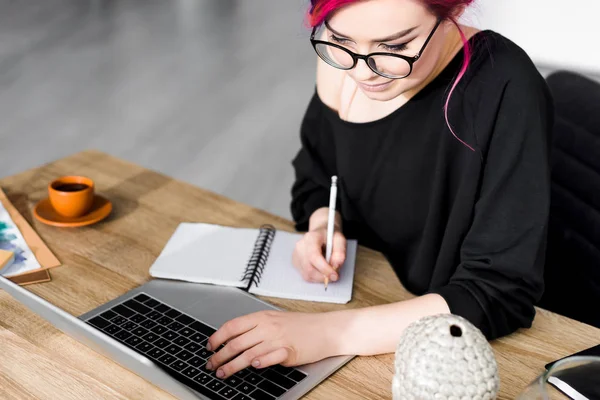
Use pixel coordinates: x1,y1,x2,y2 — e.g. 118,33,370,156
0,0,316,219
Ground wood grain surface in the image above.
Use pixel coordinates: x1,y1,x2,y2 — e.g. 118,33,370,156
1,150,598,400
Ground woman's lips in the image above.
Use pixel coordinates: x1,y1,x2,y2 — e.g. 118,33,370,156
358,80,393,92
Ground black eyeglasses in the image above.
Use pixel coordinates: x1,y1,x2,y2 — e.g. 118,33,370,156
310,19,442,79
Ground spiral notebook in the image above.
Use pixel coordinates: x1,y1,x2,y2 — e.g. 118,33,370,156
148,223,358,304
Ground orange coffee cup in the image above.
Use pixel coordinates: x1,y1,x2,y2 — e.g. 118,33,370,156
49,176,95,218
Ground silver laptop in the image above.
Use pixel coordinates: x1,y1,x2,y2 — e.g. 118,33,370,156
0,275,353,400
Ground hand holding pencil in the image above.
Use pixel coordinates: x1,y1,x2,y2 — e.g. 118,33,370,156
291,176,347,287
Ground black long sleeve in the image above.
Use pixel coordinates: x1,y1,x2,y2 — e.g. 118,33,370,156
291,97,337,231
431,74,553,338
290,30,553,340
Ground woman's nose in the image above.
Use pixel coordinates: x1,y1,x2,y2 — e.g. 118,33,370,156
352,58,378,81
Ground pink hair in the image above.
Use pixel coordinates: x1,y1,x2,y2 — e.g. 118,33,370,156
309,0,476,151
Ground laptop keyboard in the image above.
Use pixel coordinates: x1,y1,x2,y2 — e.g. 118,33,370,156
86,293,307,400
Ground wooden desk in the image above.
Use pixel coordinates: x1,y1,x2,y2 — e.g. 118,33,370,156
1,150,598,399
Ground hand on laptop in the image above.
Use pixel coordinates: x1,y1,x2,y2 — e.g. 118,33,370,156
204,310,337,379
292,227,347,283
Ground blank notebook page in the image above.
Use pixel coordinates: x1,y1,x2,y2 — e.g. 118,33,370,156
249,230,358,304
148,223,257,288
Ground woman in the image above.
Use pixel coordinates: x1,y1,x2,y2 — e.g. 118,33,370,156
204,0,553,379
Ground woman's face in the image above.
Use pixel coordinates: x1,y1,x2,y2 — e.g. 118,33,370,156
324,0,451,101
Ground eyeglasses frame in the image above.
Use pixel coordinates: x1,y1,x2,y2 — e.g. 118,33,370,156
310,18,443,79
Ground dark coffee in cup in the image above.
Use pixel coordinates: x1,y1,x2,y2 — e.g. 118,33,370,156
48,176,95,217
54,183,90,192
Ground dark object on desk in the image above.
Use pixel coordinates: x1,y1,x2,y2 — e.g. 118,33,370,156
546,344,600,370
544,345,600,400
539,70,600,329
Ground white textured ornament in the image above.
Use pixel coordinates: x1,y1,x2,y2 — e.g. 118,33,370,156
392,314,499,400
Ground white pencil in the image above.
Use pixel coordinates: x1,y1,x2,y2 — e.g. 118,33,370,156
324,176,337,291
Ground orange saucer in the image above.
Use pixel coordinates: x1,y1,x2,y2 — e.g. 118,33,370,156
33,195,112,228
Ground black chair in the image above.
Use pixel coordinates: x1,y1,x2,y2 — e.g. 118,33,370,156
538,70,600,328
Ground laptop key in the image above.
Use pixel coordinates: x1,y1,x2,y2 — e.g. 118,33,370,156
125,336,142,347
100,310,117,320
233,394,251,400
135,341,153,353
114,330,133,341
245,373,263,386
190,321,216,337
161,331,179,341
185,342,201,353
174,336,191,347
237,369,251,378
190,332,206,343
88,316,110,329
189,356,204,368
175,314,195,325
142,333,159,343
110,316,127,326
103,324,121,335
140,319,157,329
144,298,160,308
182,366,201,378
151,325,167,335
257,380,285,397
219,386,238,399
165,344,183,355
272,365,294,377
157,316,173,326
132,327,149,337
154,338,170,349
261,370,295,390
193,372,213,386
130,314,147,324
147,348,165,360
167,321,185,332
224,376,243,388
176,350,194,361
146,310,162,320
154,304,171,313
121,321,137,331
207,380,225,392
158,354,176,365
237,382,255,395
197,349,213,359
113,305,135,318
124,299,152,315
171,360,188,371
134,294,150,303
179,327,195,337
287,370,307,382
165,309,182,319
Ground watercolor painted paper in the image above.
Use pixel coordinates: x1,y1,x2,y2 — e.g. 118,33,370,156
0,202,42,277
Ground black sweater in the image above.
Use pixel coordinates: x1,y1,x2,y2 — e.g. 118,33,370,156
290,30,554,340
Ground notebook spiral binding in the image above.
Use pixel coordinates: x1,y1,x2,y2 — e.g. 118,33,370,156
241,224,276,290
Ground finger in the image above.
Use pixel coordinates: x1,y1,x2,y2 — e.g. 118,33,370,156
298,254,326,282
207,328,263,371
330,232,347,270
208,314,259,351
292,240,307,273
307,266,325,282
250,347,291,370
305,235,337,279
215,341,276,379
